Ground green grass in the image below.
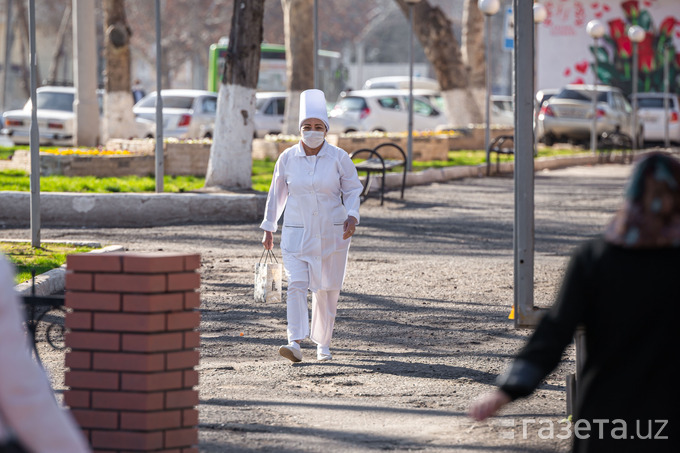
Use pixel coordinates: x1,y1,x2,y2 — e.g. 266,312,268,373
1,242,96,284
0,148,590,194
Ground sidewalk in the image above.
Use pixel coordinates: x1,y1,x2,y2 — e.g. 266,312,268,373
1,162,638,452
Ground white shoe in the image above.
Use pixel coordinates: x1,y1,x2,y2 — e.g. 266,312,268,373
317,345,332,361
279,342,302,363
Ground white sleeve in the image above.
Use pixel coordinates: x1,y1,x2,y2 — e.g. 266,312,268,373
259,153,289,232
339,151,363,224
0,256,91,453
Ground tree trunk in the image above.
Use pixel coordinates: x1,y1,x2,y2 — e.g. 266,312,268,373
47,4,71,85
462,0,485,88
395,0,482,127
204,0,265,190
281,0,314,135
102,0,135,142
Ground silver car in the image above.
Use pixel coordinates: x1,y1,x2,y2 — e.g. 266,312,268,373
632,93,680,145
537,84,643,147
254,92,286,138
133,89,217,139
1,86,103,146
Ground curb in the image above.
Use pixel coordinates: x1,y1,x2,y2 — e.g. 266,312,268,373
12,244,125,296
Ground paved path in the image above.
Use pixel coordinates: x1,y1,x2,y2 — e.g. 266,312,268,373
2,162,636,452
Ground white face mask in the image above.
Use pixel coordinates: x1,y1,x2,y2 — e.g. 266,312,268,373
301,130,325,149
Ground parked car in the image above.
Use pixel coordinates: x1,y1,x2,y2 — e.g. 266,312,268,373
254,92,286,137
535,88,560,109
328,89,448,134
631,92,680,145
361,76,440,91
1,86,103,146
133,89,217,139
537,84,643,147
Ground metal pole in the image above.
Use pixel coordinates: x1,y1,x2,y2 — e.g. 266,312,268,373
407,3,414,172
663,44,670,148
313,0,318,89
513,0,537,328
28,0,40,247
631,42,638,153
155,0,164,193
2,0,14,114
485,16,491,175
590,37,599,155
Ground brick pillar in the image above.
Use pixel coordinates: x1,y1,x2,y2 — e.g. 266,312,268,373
63,253,201,453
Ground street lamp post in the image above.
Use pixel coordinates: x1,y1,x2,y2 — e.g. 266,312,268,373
405,0,421,172
663,42,671,148
587,19,605,155
533,3,547,156
628,25,645,154
478,0,500,176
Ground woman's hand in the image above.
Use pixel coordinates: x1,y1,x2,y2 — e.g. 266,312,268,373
343,216,358,240
468,390,512,421
262,231,274,250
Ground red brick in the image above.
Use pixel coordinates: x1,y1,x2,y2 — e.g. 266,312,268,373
65,351,91,370
182,408,199,427
164,428,198,449
93,352,165,372
123,253,186,273
184,291,200,309
121,371,183,391
65,311,92,330
92,391,164,411
65,370,119,390
122,293,184,313
183,370,199,388
184,254,201,271
93,312,166,333
166,350,199,370
120,410,181,431
182,448,199,453
91,430,163,450
167,272,200,291
167,311,200,331
67,254,123,272
94,273,167,293
63,389,91,408
65,331,120,351
183,331,200,349
122,332,183,353
165,389,199,409
65,272,93,291
66,292,121,312
70,409,119,429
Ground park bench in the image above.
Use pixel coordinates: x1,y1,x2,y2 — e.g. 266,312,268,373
487,134,515,175
597,131,634,164
350,142,407,206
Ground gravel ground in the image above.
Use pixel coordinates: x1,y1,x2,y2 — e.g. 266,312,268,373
2,162,634,452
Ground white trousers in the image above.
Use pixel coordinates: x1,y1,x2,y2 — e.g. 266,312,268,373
283,254,339,347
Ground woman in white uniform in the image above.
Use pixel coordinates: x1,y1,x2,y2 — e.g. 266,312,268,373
261,89,363,362
0,254,91,453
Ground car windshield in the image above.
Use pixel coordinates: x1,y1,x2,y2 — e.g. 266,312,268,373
636,97,672,109
557,89,607,103
137,95,195,109
337,97,368,111
25,91,75,112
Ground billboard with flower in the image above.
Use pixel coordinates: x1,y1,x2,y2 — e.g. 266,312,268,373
537,0,679,97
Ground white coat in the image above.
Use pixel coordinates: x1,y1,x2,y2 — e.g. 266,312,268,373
260,141,362,291
0,255,91,452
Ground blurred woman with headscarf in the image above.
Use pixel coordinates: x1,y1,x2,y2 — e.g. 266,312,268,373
468,152,680,452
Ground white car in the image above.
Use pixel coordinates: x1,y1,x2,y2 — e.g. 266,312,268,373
1,86,102,146
362,76,440,91
133,89,217,139
254,92,286,137
328,89,448,134
632,93,680,145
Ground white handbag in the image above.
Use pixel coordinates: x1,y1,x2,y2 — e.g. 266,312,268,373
254,249,282,303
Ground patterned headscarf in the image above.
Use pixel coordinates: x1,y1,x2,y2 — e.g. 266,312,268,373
604,152,680,248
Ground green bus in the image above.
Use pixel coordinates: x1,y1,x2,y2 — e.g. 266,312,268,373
208,40,287,92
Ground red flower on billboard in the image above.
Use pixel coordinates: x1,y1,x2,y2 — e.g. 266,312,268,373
636,32,655,72
608,18,626,39
621,0,639,21
659,17,677,37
